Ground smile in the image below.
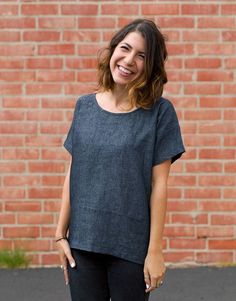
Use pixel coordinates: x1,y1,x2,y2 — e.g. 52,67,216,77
118,65,133,75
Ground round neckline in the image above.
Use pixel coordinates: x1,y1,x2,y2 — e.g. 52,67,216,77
94,93,141,116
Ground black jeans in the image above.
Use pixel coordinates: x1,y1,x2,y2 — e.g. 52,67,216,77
68,249,150,301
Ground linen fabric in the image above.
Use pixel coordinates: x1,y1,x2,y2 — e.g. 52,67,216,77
64,93,185,264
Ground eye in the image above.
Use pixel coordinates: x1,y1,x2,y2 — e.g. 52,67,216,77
138,54,145,60
120,45,129,51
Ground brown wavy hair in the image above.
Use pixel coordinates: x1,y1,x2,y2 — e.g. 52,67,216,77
97,19,168,110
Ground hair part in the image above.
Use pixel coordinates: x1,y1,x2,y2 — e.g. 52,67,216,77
97,19,168,110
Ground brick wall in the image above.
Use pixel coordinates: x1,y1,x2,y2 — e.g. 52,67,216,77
0,1,235,267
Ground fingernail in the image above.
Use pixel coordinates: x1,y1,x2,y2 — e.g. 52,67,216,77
66,282,69,286
70,262,75,268
146,284,150,289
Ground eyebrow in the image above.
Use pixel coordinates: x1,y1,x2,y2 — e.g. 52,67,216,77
121,42,145,55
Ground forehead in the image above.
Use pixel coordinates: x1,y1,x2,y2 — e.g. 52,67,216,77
119,31,146,51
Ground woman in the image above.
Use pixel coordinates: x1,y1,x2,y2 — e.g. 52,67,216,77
55,19,185,301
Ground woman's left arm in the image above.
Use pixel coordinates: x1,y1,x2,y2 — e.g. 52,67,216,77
143,159,171,293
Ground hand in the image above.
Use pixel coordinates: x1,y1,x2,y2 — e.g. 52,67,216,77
56,238,76,285
143,250,166,293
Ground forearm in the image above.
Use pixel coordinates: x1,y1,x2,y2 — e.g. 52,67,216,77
55,162,71,238
147,182,168,254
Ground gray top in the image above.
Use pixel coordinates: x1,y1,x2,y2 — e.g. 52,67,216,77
64,93,185,264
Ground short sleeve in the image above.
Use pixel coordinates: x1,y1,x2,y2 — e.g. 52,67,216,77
153,100,185,166
63,99,80,155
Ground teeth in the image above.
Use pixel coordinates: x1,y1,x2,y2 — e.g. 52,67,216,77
118,66,132,74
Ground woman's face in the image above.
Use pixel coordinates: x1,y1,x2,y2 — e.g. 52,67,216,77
109,31,146,88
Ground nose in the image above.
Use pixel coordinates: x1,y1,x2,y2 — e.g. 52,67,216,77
123,52,135,66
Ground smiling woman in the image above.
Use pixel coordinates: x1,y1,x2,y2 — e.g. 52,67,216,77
56,19,185,301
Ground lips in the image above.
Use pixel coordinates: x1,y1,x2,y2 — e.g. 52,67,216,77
118,65,133,75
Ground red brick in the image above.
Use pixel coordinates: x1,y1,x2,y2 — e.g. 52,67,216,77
2,149,39,160
39,17,75,29
209,240,236,250
183,30,219,42
0,31,20,42
185,189,221,199
224,136,236,147
0,123,37,134
0,45,34,56
199,201,236,212
0,58,23,69
41,98,75,109
18,213,53,225
0,137,24,147
164,226,194,237
197,252,233,264
172,213,208,225
77,71,98,82
199,149,234,160
0,162,25,173
197,226,234,238
4,176,40,187
0,18,35,29
182,4,218,15
0,213,16,224
0,188,25,199
142,4,179,15
164,252,194,263
22,4,58,15
3,97,39,108
170,239,206,249
41,226,57,238
103,4,139,15
3,227,40,238
78,17,115,29
26,84,62,95
200,122,235,134
225,58,236,69
185,135,221,147
197,44,234,55
44,201,61,212
159,17,194,28
5,201,41,212
62,4,98,15
0,110,25,121
225,162,236,173
185,84,221,95
64,31,100,43
186,162,222,173
167,71,193,82
221,4,236,15
25,136,61,147
38,44,74,55
211,215,236,225
224,84,236,94
66,58,97,69
171,97,197,108
28,188,61,199
198,17,235,28
26,110,63,121
13,240,51,251
169,176,196,186
29,162,65,173
0,4,18,15
26,58,63,69
184,110,221,120
200,97,236,108
167,201,197,212
38,70,75,82
42,176,65,186
222,31,236,41
42,253,60,266
199,176,235,187
167,44,194,55
185,58,221,69
0,84,22,95
223,189,236,199
197,71,233,81
23,31,60,42
224,110,236,120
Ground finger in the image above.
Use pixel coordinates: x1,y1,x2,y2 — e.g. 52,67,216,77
64,266,69,285
64,248,76,268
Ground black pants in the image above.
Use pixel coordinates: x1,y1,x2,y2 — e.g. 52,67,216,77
68,249,150,301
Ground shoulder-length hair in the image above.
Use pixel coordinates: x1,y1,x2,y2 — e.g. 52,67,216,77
97,19,168,110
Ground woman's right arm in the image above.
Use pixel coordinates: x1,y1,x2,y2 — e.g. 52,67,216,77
55,160,76,285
